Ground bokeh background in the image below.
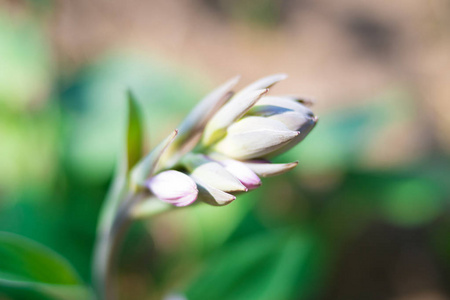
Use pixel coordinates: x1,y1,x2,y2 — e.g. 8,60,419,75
1,0,450,299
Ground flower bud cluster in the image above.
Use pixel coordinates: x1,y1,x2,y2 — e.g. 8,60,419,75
140,74,317,207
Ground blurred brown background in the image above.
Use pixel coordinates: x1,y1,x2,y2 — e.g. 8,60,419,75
6,0,450,154
1,0,450,299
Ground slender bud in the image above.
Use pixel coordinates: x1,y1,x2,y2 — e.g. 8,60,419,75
236,73,287,96
244,160,298,177
146,170,198,207
161,76,240,167
202,89,268,146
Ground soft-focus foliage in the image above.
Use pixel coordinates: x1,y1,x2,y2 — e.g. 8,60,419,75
1,1,450,299
0,232,90,300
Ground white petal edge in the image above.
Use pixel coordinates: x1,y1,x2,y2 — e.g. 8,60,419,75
244,161,299,177
194,178,236,206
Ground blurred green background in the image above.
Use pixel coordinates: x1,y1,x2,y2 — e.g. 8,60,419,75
1,0,450,299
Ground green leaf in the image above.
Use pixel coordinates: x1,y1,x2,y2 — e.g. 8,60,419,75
0,232,91,300
126,91,144,171
96,91,146,238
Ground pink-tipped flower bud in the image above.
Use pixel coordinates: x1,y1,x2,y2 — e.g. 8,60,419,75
220,159,261,190
147,170,198,207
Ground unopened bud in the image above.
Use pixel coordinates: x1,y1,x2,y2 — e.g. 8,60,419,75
183,154,247,192
202,89,268,146
213,116,299,160
146,170,198,207
220,159,261,190
248,96,316,132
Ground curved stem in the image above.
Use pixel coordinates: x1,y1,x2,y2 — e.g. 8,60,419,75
93,191,173,300
93,193,142,300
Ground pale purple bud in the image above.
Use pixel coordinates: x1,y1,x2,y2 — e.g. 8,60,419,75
220,159,261,190
147,170,198,207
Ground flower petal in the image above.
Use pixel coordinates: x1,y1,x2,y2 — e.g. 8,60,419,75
237,74,288,95
183,154,247,192
171,193,198,207
213,116,299,160
202,89,268,146
247,96,317,156
194,178,236,206
244,160,298,177
161,76,240,167
220,159,261,190
252,96,315,118
147,170,198,206
267,116,318,157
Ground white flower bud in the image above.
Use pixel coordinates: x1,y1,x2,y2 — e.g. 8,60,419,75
244,160,298,177
146,170,198,207
247,96,318,157
249,96,316,131
162,76,240,166
201,74,287,147
219,159,261,190
213,116,299,160
202,89,268,146
183,154,247,192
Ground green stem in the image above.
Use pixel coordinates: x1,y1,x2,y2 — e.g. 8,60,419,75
93,192,138,300
93,190,174,300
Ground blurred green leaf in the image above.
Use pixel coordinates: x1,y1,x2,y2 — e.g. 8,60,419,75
380,177,444,227
0,13,52,109
0,232,90,300
126,91,144,171
184,229,325,300
0,106,58,201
